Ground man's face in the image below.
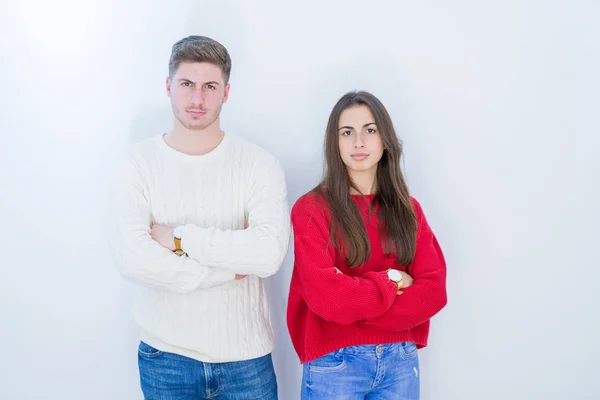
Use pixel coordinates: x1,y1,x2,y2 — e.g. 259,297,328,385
166,61,230,131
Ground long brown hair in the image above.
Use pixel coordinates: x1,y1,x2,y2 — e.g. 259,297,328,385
314,91,417,267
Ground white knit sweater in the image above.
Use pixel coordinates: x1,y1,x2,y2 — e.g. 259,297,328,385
110,133,291,363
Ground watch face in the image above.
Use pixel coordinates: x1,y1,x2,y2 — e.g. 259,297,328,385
388,269,402,281
173,226,183,239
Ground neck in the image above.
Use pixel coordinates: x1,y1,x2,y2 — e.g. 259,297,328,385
164,120,224,156
349,168,377,195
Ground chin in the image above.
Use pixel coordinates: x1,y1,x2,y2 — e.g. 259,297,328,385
182,122,201,130
351,164,375,172
182,118,212,130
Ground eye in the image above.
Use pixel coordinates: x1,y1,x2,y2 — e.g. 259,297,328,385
367,128,377,134
206,84,216,90
341,130,353,136
181,81,192,87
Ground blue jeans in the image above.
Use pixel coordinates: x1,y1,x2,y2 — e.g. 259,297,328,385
138,341,278,399
301,342,420,400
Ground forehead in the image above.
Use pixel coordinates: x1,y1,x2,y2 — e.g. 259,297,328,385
339,105,375,127
173,61,224,83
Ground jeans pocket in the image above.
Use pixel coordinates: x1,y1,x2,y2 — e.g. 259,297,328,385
400,341,418,359
138,341,163,359
308,349,346,373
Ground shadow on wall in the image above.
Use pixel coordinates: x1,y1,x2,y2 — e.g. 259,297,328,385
129,103,173,145
264,250,302,398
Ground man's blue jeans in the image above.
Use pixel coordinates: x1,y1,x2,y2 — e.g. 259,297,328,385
301,342,420,399
138,341,278,399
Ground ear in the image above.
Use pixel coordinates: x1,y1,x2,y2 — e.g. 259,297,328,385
223,83,231,103
166,76,172,97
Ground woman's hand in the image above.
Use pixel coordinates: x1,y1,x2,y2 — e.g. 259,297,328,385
400,270,414,288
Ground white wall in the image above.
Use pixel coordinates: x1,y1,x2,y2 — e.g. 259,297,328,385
1,1,598,399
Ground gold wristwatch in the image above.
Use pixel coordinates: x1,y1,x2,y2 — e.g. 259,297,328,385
386,268,404,295
173,226,185,256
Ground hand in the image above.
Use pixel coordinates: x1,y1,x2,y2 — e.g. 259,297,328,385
150,224,176,251
400,270,414,288
235,274,247,280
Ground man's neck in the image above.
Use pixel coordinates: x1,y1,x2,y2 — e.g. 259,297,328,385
164,124,224,156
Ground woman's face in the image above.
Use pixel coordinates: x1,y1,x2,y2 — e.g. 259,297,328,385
337,105,385,175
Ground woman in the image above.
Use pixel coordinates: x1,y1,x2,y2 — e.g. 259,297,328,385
287,91,447,399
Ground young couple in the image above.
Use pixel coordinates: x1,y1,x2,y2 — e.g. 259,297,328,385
111,35,447,400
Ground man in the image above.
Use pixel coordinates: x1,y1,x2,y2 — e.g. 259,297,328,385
111,35,290,399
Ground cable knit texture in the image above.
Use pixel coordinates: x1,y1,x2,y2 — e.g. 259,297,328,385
287,192,447,363
110,133,290,363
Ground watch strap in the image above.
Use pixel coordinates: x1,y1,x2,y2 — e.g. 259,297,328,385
174,238,184,256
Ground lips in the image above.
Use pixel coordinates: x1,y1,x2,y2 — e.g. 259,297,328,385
351,153,369,160
186,109,206,117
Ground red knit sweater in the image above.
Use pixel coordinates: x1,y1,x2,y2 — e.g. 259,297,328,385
286,192,447,363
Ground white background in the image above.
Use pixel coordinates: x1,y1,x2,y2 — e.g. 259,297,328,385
1,1,598,399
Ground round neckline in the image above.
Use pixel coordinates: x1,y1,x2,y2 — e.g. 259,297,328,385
351,193,376,197
156,132,231,163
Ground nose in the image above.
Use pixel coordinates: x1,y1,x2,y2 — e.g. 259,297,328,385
189,87,205,106
354,132,365,148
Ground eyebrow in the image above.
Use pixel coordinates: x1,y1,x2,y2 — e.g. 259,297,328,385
338,122,377,131
177,79,221,86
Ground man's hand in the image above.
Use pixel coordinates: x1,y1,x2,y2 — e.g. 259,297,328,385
400,270,414,288
150,224,176,251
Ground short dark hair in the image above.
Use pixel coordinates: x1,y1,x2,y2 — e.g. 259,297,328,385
168,35,232,83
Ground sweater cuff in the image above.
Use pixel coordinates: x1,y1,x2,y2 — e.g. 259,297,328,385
180,224,206,259
363,270,401,307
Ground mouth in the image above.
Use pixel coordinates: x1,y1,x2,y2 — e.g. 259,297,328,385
186,109,207,117
351,153,369,160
